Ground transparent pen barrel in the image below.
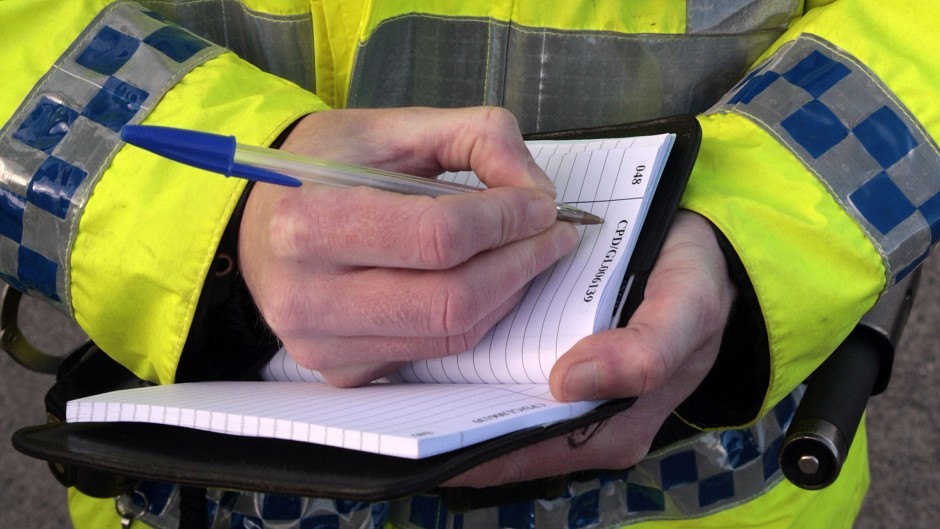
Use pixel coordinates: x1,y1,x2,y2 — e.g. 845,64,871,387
233,144,479,197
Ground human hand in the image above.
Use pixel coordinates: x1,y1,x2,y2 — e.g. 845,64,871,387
238,107,580,386
445,211,737,487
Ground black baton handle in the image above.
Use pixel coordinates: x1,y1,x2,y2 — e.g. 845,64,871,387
780,269,920,490
779,327,881,489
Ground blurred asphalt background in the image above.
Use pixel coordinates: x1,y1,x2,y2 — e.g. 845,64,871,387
2,255,939,528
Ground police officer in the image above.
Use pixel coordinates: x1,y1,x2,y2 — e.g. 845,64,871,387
2,1,936,527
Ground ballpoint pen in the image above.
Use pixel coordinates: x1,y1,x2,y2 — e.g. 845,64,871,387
119,125,605,225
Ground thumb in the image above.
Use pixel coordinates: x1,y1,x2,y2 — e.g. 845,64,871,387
549,211,736,401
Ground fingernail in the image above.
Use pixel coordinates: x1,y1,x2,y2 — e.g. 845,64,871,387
527,158,557,198
564,361,598,401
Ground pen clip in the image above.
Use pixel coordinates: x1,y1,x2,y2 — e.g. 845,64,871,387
229,163,302,187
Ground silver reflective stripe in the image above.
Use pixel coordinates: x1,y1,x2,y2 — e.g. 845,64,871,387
179,389,802,528
139,0,316,91
686,0,797,34
0,1,222,312
709,35,940,284
346,14,792,133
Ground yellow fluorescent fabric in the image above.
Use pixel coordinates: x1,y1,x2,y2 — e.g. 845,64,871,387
70,52,328,384
68,489,123,528
0,0,109,125
507,0,684,33
359,0,683,40
681,113,885,419
311,0,370,107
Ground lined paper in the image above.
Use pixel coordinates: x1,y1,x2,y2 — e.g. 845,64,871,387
66,382,604,459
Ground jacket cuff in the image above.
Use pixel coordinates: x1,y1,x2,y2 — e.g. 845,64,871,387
70,51,327,384
175,182,279,382
673,226,769,429
176,121,306,382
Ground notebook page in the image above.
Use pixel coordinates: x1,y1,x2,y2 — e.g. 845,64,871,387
263,134,674,385
66,381,605,458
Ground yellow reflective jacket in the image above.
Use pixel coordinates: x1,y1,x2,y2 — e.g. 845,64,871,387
2,1,938,527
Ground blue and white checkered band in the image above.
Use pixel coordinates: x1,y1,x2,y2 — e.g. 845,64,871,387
120,389,801,528
393,389,801,529
0,1,223,313
710,35,940,285
206,493,391,529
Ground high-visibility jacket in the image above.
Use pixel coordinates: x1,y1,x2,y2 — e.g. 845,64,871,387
2,1,938,527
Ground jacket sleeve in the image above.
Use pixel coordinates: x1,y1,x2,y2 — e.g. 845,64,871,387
0,0,329,384
677,0,940,428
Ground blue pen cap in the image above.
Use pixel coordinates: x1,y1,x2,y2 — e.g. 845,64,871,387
120,125,301,187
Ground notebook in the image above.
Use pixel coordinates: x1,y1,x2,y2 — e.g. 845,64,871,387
14,116,700,501
66,133,675,459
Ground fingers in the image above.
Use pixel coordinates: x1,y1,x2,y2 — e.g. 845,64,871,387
239,106,583,385
549,211,736,401
264,222,577,339
252,183,563,269
449,218,738,487
446,348,718,488
421,106,556,193
288,300,518,387
250,219,577,383
444,404,661,488
281,107,556,194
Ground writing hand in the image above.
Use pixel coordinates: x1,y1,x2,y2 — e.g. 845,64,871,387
238,107,579,386
445,211,737,486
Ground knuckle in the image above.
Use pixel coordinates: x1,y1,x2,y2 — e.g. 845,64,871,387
511,240,541,282
487,198,516,248
605,325,671,396
479,106,520,135
444,324,487,355
415,204,463,269
265,190,370,262
259,292,305,336
444,332,473,356
634,342,671,394
699,286,732,335
258,285,330,342
266,200,320,259
428,281,480,337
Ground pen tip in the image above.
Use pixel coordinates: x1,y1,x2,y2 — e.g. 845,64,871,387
556,205,605,225
581,212,606,225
